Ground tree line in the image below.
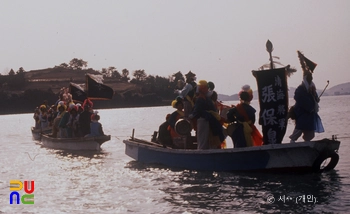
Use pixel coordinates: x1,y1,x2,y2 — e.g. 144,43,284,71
0,58,189,114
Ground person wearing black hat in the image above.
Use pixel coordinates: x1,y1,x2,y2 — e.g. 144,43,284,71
289,51,324,143
289,71,324,142
174,71,197,118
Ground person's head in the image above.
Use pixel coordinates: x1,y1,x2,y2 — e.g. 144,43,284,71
68,104,78,115
83,99,93,112
305,72,313,84
208,81,215,91
66,93,73,103
239,91,250,103
197,80,208,94
76,103,83,113
185,71,196,83
171,99,183,110
239,85,253,103
40,105,47,112
57,101,66,112
91,112,100,121
177,79,185,89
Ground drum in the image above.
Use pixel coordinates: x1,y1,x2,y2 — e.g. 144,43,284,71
175,119,192,136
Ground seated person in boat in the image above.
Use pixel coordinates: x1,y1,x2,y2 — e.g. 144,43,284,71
167,98,188,148
39,105,49,129
79,99,93,136
226,87,262,148
85,111,104,137
66,104,80,137
156,113,173,147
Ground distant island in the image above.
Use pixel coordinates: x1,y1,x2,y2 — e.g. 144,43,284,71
218,82,350,101
0,59,349,115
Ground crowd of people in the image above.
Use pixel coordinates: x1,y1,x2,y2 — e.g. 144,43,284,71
156,71,263,150
33,87,104,138
34,68,323,147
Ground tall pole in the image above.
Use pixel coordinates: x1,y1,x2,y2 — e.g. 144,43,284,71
266,40,274,69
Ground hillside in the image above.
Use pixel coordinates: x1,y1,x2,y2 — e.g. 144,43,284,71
323,82,350,96
22,68,139,94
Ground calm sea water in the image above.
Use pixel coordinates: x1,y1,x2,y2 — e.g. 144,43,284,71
1,95,349,213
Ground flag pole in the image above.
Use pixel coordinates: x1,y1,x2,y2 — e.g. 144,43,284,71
266,40,274,69
319,80,329,99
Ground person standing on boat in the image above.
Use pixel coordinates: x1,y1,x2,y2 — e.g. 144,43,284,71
79,99,93,136
289,72,324,142
58,103,70,138
226,87,263,148
52,101,66,138
189,80,221,149
67,104,80,137
39,105,49,129
174,71,197,118
33,107,40,129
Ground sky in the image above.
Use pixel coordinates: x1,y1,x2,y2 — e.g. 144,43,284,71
1,0,349,95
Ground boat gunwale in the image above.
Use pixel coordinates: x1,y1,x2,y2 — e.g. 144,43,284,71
41,134,111,144
123,138,340,154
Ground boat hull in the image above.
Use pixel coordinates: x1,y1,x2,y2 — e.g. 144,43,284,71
41,134,111,151
123,138,340,173
31,127,52,141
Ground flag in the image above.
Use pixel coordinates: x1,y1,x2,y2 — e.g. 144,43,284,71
86,74,114,100
252,67,289,145
69,82,87,103
297,51,317,75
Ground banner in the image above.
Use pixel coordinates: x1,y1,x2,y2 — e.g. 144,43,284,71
86,74,114,100
69,82,87,103
252,67,289,144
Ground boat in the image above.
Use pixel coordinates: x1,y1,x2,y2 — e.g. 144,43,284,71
123,136,340,173
31,126,52,141
41,134,111,151
123,40,341,173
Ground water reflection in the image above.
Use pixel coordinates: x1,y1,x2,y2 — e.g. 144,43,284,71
126,161,342,213
52,149,109,160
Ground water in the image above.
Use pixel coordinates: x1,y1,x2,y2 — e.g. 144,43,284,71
1,95,350,213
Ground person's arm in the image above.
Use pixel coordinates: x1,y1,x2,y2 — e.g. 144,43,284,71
176,84,192,99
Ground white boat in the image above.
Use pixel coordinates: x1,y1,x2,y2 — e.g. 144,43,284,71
41,134,111,151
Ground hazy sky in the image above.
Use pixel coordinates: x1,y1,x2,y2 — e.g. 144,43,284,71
1,0,349,95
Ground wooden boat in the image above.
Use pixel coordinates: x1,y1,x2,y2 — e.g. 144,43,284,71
123,136,340,173
41,134,111,151
125,41,340,173
31,127,52,141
